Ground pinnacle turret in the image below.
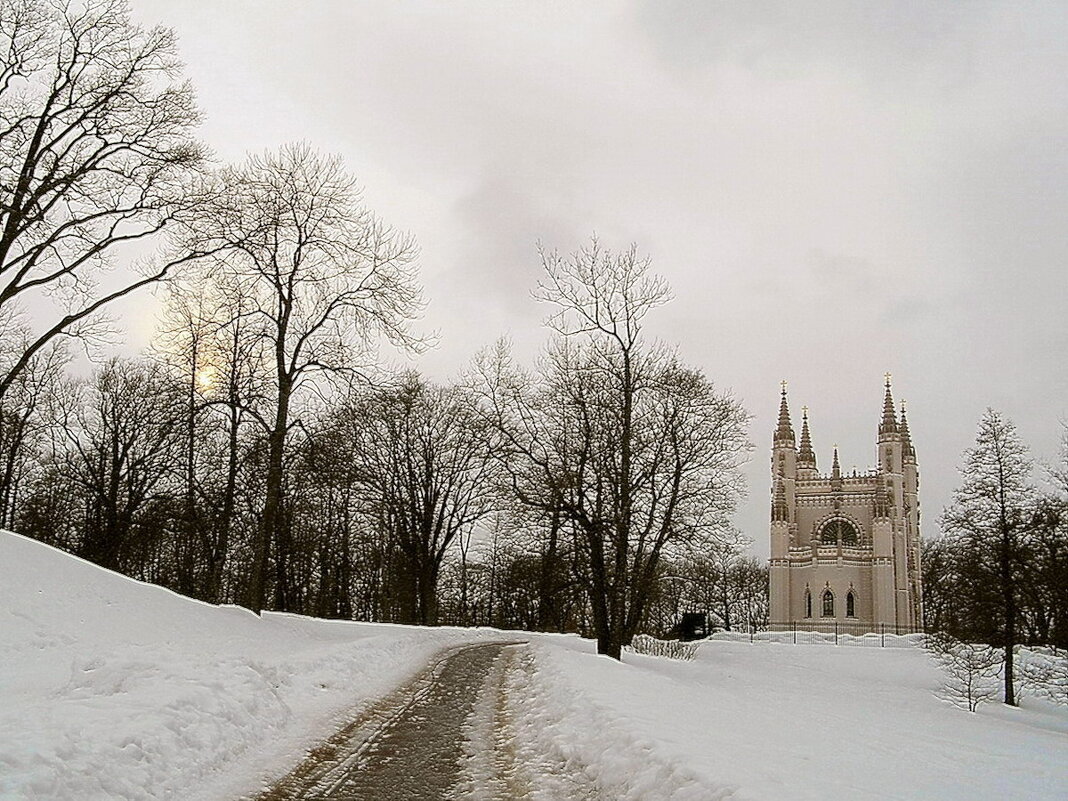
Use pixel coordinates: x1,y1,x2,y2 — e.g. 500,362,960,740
900,401,916,462
879,374,898,437
774,381,795,445
831,445,841,480
873,478,892,518
772,473,789,522
798,407,816,468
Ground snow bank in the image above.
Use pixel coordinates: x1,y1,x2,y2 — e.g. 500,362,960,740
4,529,1067,801
532,635,1068,801
0,531,481,800
709,629,925,648
514,643,739,800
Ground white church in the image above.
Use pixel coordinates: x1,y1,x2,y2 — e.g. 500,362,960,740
768,378,923,633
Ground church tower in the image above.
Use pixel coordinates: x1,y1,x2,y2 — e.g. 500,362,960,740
768,378,923,633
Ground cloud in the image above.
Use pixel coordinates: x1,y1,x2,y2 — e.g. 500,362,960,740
126,0,1068,553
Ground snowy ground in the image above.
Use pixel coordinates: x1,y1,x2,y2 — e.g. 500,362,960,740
3,530,1066,800
536,639,1068,800
0,531,488,799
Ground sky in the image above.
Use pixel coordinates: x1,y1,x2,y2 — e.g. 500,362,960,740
124,0,1068,557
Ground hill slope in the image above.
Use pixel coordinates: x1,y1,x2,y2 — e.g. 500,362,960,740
2,530,1066,800
0,531,479,798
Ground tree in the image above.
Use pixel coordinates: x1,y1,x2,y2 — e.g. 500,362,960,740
0,0,207,402
60,358,184,573
476,240,750,659
0,335,67,529
180,143,422,613
927,633,1001,712
940,409,1036,706
152,276,267,602
920,536,959,635
345,373,497,625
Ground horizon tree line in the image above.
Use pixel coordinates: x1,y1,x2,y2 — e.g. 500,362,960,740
4,1,1064,669
0,1,754,661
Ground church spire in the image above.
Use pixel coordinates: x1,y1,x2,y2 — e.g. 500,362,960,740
798,406,816,468
774,380,795,445
831,445,841,480
879,373,898,437
900,400,916,463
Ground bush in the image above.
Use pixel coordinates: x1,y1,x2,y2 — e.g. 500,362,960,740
926,633,1000,712
1017,647,1068,705
627,634,698,661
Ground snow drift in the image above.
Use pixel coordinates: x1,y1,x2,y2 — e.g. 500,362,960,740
3,529,1067,800
0,531,479,799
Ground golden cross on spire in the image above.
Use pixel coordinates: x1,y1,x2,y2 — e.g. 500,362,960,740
884,372,892,386
781,379,788,393
901,399,907,412
802,405,809,415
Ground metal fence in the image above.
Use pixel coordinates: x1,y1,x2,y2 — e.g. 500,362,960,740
715,620,925,647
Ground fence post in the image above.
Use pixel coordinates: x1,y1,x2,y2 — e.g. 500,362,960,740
881,623,885,648
835,620,839,646
792,620,796,645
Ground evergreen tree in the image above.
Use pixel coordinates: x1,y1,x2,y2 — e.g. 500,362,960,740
940,409,1036,706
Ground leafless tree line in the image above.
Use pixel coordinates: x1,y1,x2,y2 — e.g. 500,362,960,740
0,0,756,660
0,237,754,658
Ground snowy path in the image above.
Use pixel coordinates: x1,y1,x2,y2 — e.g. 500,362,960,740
258,641,542,800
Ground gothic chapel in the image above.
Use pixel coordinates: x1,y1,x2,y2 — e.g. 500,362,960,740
768,378,923,632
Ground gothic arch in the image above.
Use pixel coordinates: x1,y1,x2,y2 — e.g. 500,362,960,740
804,588,812,618
821,588,834,617
818,517,860,546
846,589,856,618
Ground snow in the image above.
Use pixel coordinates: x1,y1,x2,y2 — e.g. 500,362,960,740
0,531,484,799
3,528,1067,800
530,635,1068,801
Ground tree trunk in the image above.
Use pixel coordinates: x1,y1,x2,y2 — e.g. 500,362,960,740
249,375,291,614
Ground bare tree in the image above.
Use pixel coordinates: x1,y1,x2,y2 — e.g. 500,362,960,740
180,143,422,613
927,633,1001,712
60,358,184,572
0,0,207,401
0,334,67,528
346,373,497,625
476,240,750,659
153,275,267,602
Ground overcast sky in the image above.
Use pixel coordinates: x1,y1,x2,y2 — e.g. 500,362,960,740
128,0,1068,556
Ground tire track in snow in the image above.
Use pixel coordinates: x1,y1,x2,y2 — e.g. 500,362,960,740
453,644,608,801
256,641,524,801
258,639,727,801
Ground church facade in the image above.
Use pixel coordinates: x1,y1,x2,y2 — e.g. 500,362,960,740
768,379,923,632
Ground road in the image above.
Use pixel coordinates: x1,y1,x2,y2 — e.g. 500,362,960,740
257,641,554,801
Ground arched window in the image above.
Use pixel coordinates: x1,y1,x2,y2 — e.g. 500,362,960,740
846,590,856,618
822,589,834,617
804,589,812,618
820,518,859,545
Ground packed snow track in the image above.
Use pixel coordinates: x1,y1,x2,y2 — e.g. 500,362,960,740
259,641,544,800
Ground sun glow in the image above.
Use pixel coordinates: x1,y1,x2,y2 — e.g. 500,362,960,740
195,365,218,392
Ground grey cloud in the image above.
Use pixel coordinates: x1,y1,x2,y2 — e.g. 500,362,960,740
124,0,1068,556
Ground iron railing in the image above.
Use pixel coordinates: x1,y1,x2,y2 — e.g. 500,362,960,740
717,620,925,646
